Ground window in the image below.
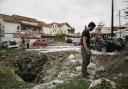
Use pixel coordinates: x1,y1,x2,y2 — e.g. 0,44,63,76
65,30,66,33
41,29,44,33
17,26,20,30
0,24,4,37
22,26,26,31
54,24,56,28
33,28,36,31
17,26,20,32
118,27,125,29
0,30,4,37
2,25,4,30
13,33,20,38
0,24,4,30
0,23,1,30
52,26,54,29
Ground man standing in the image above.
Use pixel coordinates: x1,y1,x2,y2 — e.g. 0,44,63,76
21,37,25,49
26,38,30,49
81,22,96,78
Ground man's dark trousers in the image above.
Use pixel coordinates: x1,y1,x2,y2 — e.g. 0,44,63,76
81,46,91,77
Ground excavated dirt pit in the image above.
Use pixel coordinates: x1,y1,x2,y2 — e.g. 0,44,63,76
0,50,78,83
0,50,128,88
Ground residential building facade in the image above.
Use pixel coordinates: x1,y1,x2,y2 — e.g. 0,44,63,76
116,23,128,38
0,14,76,45
49,22,75,35
0,14,21,44
49,22,75,41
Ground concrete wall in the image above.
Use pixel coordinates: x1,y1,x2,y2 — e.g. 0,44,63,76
52,24,60,35
0,19,4,43
1,34,21,44
60,25,70,34
1,21,21,43
51,23,72,35
43,27,53,35
4,22,20,33
101,27,111,34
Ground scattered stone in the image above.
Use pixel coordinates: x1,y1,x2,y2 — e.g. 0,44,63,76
75,66,81,72
89,78,119,89
68,54,75,59
52,80,64,85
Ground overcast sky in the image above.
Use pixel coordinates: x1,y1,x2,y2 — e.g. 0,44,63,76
0,0,128,32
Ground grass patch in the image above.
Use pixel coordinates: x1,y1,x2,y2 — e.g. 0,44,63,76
54,77,89,89
0,65,34,89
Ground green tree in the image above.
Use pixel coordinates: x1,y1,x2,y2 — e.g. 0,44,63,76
76,32,81,37
54,34,65,42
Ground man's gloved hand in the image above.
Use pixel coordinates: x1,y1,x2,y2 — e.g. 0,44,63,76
85,48,91,55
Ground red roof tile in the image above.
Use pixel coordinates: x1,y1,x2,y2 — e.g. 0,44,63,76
49,22,65,27
12,15,38,22
0,14,74,30
0,14,18,23
38,21,50,27
49,22,72,28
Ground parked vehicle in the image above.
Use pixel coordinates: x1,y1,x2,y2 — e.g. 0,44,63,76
72,41,81,46
0,40,18,49
33,39,47,47
66,39,72,43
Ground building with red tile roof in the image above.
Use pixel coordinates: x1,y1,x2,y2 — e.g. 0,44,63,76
0,14,77,45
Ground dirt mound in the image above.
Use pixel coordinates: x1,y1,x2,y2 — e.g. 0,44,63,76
93,52,128,89
92,52,128,74
106,52,128,74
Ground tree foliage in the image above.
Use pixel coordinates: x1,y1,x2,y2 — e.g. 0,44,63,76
54,34,65,41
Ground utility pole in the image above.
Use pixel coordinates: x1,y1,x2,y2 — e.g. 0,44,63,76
119,10,121,37
111,0,114,37
0,23,1,44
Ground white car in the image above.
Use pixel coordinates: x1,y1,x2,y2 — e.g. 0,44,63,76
72,41,80,46
0,40,19,49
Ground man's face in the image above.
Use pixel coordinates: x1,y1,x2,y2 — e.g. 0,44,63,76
89,27,95,31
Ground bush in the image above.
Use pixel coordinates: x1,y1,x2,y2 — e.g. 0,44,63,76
54,34,65,41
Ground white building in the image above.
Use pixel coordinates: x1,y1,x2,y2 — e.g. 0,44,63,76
95,24,128,39
100,27,116,38
38,21,54,43
49,22,75,35
0,14,21,44
49,22,76,41
0,14,77,44
39,21,53,35
116,23,128,38
12,15,42,39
